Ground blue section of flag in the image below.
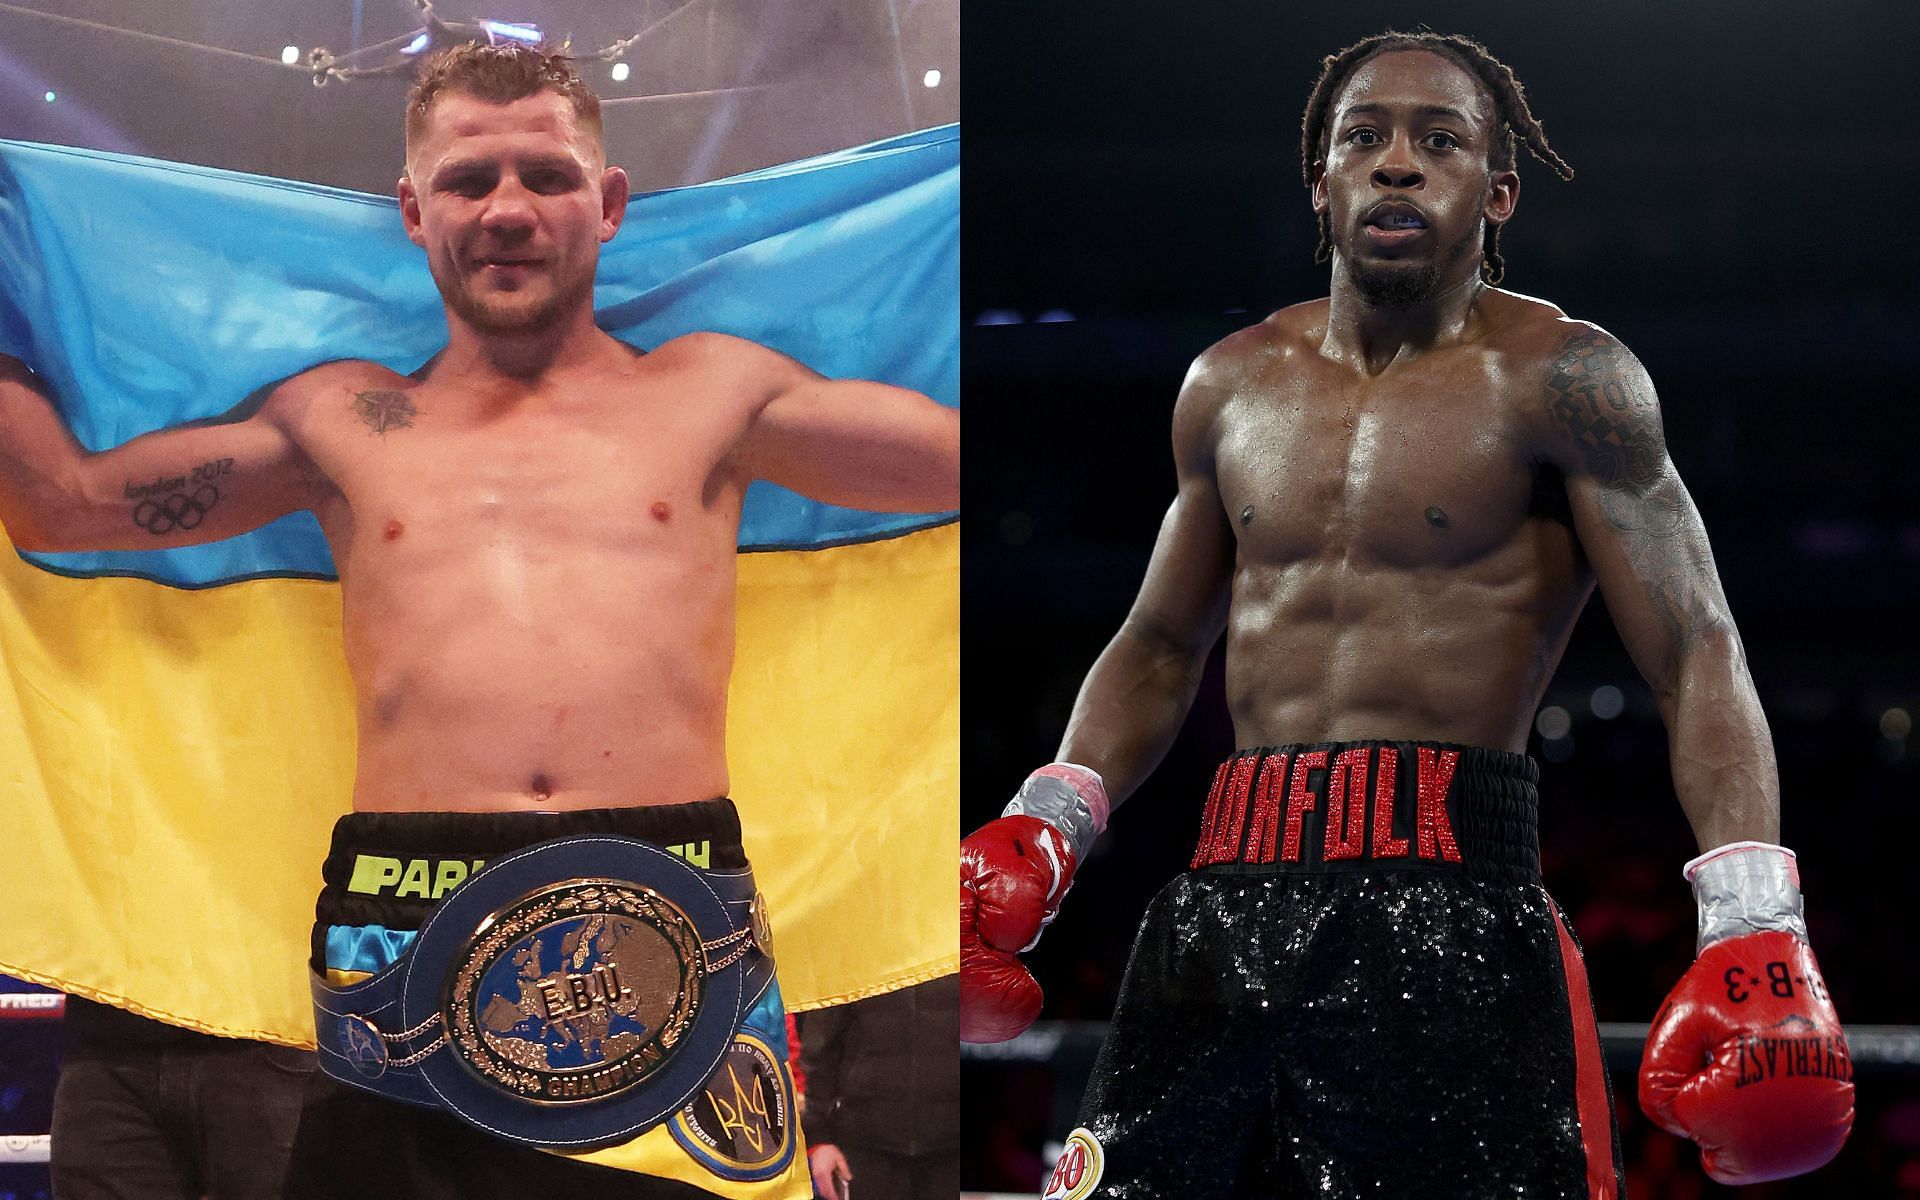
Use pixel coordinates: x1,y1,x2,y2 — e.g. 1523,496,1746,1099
324,924,418,978
0,127,957,586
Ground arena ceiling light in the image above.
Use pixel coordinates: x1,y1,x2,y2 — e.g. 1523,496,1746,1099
0,0,725,96
478,20,541,45
305,0,708,87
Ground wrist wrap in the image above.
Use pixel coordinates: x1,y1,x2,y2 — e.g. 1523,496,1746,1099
1684,840,1808,952
1002,762,1110,863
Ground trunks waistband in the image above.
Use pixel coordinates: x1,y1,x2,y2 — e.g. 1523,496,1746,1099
1190,741,1541,883
316,799,746,940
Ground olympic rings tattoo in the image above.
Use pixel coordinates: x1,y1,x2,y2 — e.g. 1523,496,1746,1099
133,485,220,535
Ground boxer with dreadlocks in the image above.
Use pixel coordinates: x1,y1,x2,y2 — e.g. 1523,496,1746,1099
962,30,1852,1198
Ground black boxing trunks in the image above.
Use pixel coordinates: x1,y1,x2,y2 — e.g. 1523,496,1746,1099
1043,743,1625,1200
288,801,808,1200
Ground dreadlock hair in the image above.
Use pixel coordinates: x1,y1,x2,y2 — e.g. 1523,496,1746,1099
1298,31,1572,286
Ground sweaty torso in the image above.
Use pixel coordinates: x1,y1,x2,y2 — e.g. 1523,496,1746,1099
1205,292,1595,751
285,334,766,812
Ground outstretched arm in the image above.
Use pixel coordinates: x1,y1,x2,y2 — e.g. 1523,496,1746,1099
0,354,323,552
1056,356,1236,809
736,346,958,513
1539,325,1776,849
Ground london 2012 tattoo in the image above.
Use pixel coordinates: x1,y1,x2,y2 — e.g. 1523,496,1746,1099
132,485,220,535
354,389,417,435
123,458,234,535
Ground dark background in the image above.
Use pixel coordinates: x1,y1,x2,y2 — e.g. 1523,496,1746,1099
963,2,1920,1196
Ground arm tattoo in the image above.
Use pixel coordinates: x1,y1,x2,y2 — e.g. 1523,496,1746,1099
1546,330,1727,671
1543,329,1660,487
1648,555,1724,664
1626,499,1726,673
130,485,221,535
1595,478,1684,539
354,390,416,435
123,458,234,535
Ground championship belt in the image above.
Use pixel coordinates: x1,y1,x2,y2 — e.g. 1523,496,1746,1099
311,835,776,1149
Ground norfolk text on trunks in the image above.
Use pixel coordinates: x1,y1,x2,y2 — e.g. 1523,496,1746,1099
1193,746,1464,868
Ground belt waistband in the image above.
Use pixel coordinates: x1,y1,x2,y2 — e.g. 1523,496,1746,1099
323,799,746,869
1190,741,1541,883
314,800,746,967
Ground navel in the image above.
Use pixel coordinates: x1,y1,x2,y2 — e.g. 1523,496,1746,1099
529,772,553,803
372,683,407,728
1240,504,1255,528
1424,506,1450,529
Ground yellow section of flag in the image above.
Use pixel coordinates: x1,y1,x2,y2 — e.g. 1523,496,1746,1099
0,521,956,1042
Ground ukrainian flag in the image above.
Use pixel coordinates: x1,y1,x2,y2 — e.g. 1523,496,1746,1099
0,126,958,1044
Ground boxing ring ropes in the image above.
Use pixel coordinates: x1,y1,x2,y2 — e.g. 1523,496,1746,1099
958,1019,1920,1200
4,1002,1915,1174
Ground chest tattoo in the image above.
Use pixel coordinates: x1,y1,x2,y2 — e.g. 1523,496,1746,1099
353,390,417,436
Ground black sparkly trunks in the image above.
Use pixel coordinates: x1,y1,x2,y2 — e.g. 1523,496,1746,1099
1043,742,1626,1200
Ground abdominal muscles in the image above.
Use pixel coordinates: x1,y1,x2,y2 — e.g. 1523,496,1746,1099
1225,539,1588,752
343,537,737,812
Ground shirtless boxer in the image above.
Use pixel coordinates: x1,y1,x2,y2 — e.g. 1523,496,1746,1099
0,44,955,1199
962,31,1850,1198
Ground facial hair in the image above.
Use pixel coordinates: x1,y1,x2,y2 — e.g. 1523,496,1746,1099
437,257,594,337
1343,218,1482,309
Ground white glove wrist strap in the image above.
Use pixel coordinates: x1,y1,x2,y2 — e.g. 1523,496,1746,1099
1684,840,1808,952
1002,763,1111,863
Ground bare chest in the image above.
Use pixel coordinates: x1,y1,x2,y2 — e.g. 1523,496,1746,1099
1215,363,1542,569
303,382,748,572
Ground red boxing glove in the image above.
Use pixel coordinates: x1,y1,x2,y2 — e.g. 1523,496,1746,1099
959,764,1109,1045
1638,843,1854,1185
960,815,1076,1044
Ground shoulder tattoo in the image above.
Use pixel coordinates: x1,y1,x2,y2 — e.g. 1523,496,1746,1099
1542,329,1661,487
1545,332,1727,666
353,390,416,436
